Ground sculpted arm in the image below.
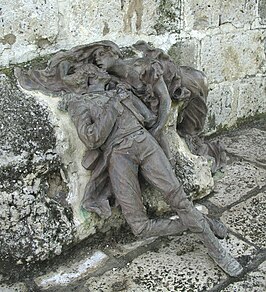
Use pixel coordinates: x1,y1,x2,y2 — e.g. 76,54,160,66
140,60,171,138
151,75,171,137
68,97,122,149
130,93,157,128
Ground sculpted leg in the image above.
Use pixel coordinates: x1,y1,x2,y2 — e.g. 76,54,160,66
108,145,187,238
139,136,242,276
175,198,243,277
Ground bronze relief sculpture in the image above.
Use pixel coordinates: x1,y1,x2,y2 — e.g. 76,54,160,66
16,41,242,277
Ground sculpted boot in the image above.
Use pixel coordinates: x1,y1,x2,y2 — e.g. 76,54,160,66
176,199,243,277
204,216,228,239
197,223,243,277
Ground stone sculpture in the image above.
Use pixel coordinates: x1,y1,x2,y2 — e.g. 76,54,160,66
16,41,242,276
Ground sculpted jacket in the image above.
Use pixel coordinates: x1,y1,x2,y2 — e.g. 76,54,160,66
68,90,156,218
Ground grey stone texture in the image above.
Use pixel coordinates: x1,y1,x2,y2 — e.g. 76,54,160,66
221,261,266,292
201,31,265,84
222,193,266,248
210,161,266,208
0,70,213,265
167,38,198,67
0,0,265,289
0,119,265,291
180,1,266,132
0,1,265,132
259,0,266,24
183,0,258,31
0,74,76,264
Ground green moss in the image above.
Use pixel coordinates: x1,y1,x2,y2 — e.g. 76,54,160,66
207,112,266,138
20,54,54,70
0,67,14,78
207,113,217,131
0,53,56,84
167,42,182,65
235,112,266,128
154,0,181,34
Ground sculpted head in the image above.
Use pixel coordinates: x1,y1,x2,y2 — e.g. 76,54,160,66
93,46,120,70
85,64,111,92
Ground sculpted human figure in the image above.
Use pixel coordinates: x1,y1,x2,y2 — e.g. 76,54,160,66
92,43,176,164
15,40,225,172
91,41,225,172
64,64,243,277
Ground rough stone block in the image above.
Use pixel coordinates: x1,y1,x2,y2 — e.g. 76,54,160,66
209,161,266,208
168,38,199,67
205,81,239,131
221,261,266,292
153,0,181,34
237,77,266,119
259,0,266,24
201,31,265,83
217,0,257,28
222,193,266,248
0,0,59,65
205,77,266,131
219,127,266,165
0,0,162,66
183,0,257,31
85,233,253,291
0,74,76,264
183,0,220,30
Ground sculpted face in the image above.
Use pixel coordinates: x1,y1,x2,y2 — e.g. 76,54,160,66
86,64,111,92
93,47,118,70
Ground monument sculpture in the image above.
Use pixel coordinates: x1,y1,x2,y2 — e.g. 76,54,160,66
16,41,242,277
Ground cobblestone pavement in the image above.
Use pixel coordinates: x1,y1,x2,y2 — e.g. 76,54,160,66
1,120,265,292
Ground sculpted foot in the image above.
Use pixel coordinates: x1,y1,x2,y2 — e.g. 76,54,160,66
205,216,228,239
209,251,243,277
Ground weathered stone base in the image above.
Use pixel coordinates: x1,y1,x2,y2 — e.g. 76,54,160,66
0,71,214,265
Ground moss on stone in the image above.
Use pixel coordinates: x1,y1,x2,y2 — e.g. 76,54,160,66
167,42,182,65
154,0,181,34
235,112,266,128
21,54,54,70
207,113,266,138
0,67,14,78
207,113,217,131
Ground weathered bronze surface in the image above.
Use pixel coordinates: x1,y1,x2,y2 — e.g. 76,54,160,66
16,41,242,276
16,40,225,172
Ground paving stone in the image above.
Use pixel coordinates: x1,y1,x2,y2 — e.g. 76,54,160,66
210,161,266,208
34,250,108,290
0,282,27,292
222,193,266,248
221,261,266,292
220,128,266,166
85,233,253,292
109,237,158,257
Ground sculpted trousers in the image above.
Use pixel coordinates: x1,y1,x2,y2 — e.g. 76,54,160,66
109,130,199,237
108,130,228,261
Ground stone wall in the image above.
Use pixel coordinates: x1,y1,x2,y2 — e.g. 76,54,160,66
0,0,265,265
177,0,266,131
1,0,265,129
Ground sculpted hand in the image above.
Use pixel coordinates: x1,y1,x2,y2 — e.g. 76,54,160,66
149,126,162,140
116,85,130,101
57,93,79,111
